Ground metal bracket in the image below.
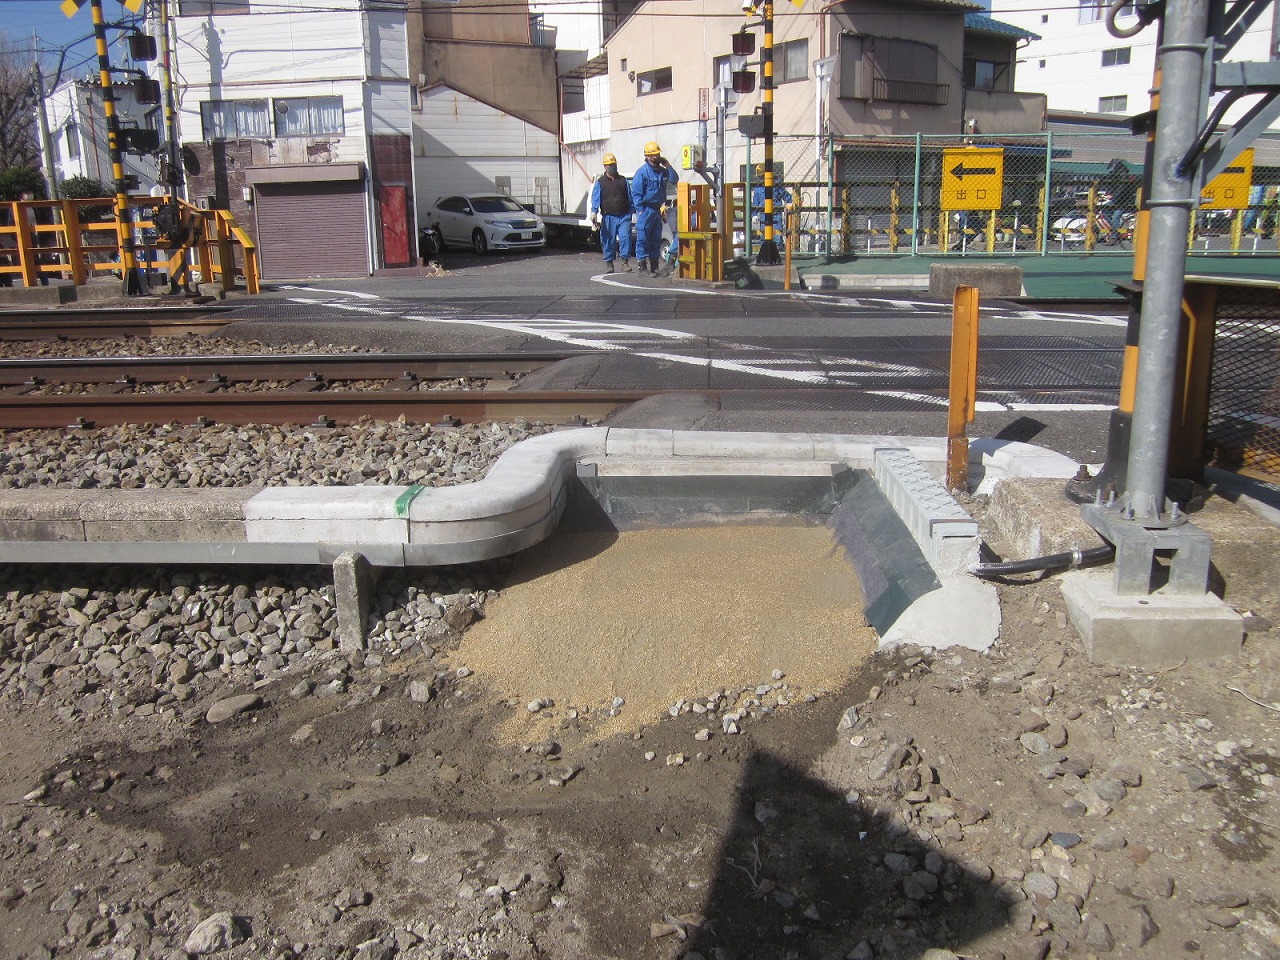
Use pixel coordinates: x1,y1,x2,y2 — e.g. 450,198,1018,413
1081,503,1213,597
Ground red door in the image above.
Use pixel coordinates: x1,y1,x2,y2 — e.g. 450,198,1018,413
378,185,410,267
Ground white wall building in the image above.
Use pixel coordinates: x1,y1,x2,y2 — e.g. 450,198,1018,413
988,0,1279,129
170,0,415,278
41,76,161,195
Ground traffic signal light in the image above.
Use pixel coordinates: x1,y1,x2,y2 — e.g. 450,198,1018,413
128,32,157,61
134,78,162,104
118,128,161,154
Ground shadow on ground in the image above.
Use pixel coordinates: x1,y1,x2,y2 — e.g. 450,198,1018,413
685,750,1018,959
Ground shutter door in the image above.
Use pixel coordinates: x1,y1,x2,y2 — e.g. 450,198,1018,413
254,181,369,279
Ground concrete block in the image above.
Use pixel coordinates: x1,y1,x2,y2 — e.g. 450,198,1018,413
591,458,842,478
409,491,553,545
672,431,816,460
1061,569,1243,667
0,285,77,306
872,447,979,578
603,428,674,458
987,477,1106,560
879,578,1000,652
245,486,414,544
333,551,377,653
0,489,93,541
928,262,1024,299
79,488,256,542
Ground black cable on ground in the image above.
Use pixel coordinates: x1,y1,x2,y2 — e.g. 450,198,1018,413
971,544,1116,579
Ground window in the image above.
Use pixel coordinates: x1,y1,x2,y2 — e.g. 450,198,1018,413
1080,0,1132,22
1102,47,1131,67
713,55,733,88
64,123,79,160
200,99,269,139
838,34,946,106
636,67,672,96
965,58,998,90
273,96,344,137
1099,94,1128,112
179,0,250,14
775,38,808,84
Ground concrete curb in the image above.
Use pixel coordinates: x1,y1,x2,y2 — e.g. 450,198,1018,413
0,430,1079,566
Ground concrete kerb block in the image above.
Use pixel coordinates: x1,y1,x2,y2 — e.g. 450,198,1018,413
245,486,417,544
928,262,1024,299
333,551,378,654
604,428,675,458
871,446,980,579
671,431,817,460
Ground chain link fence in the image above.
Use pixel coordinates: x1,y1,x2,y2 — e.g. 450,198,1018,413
1208,285,1280,481
745,133,1280,258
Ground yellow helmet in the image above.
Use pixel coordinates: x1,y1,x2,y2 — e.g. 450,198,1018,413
603,153,617,166
754,163,765,178
643,141,661,157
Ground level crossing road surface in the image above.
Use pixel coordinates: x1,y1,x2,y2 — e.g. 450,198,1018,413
222,248,1129,463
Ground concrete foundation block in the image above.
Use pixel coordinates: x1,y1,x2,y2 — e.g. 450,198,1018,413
879,578,1000,652
333,551,377,653
928,262,1024,299
1061,569,1243,667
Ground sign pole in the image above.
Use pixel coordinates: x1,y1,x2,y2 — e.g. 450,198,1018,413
90,0,145,295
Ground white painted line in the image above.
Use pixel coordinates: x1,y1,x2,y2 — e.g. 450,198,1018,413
278,285,383,300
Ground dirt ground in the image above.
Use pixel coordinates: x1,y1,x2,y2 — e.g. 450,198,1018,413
1,494,1278,960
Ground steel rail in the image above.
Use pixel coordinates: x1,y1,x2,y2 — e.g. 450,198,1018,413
0,307,235,341
0,352,587,386
0,389,652,429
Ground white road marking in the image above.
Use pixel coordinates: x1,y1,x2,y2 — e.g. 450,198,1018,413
284,292,1118,399
278,285,383,300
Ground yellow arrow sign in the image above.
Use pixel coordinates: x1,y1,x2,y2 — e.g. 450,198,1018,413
62,0,142,17
941,147,1004,211
1200,148,1254,210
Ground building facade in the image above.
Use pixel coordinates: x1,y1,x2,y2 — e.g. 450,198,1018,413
989,0,1279,128
171,0,415,279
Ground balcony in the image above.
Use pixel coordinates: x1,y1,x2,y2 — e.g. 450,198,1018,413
872,77,949,106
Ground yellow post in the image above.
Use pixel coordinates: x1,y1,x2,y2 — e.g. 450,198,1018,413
784,210,793,291
947,285,980,492
986,210,996,253
889,182,900,253
60,199,87,285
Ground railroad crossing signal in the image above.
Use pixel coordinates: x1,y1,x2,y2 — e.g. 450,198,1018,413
61,0,143,17
1200,148,1254,210
941,147,1004,211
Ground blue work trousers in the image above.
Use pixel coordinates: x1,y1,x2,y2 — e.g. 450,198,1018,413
600,214,633,263
635,205,663,260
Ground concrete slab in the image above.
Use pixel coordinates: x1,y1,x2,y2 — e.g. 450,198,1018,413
589,458,844,478
928,262,1024,298
245,486,417,544
879,578,1001,653
1061,569,1244,666
0,489,93,541
80,487,258,542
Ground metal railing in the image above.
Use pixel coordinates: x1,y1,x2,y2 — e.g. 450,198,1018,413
746,133,1280,258
0,197,260,295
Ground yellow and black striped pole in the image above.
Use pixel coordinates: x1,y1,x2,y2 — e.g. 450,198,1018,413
755,0,780,265
91,0,145,295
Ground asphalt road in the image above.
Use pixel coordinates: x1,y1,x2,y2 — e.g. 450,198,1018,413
221,247,1128,464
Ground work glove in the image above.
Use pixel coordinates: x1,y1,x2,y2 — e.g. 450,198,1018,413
591,212,601,227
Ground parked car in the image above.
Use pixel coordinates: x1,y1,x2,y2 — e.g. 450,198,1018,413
421,194,546,256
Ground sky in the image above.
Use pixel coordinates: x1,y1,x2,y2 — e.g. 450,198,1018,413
1,0,144,83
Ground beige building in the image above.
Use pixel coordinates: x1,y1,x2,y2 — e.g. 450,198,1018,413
594,0,1046,192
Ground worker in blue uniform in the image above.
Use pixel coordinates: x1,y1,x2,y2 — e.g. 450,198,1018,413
589,153,634,273
630,141,679,276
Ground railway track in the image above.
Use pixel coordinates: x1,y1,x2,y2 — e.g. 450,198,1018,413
0,306,235,341
0,345,1122,429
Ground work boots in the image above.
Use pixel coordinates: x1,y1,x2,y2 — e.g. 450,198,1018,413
649,257,660,276
604,260,615,273
620,258,633,272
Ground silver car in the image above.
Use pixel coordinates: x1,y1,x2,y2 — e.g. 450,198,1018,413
424,194,546,255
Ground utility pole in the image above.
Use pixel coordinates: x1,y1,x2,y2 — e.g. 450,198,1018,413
90,0,145,295
755,0,780,265
33,59,60,200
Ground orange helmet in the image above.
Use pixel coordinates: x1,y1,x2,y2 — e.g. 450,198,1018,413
643,141,661,157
